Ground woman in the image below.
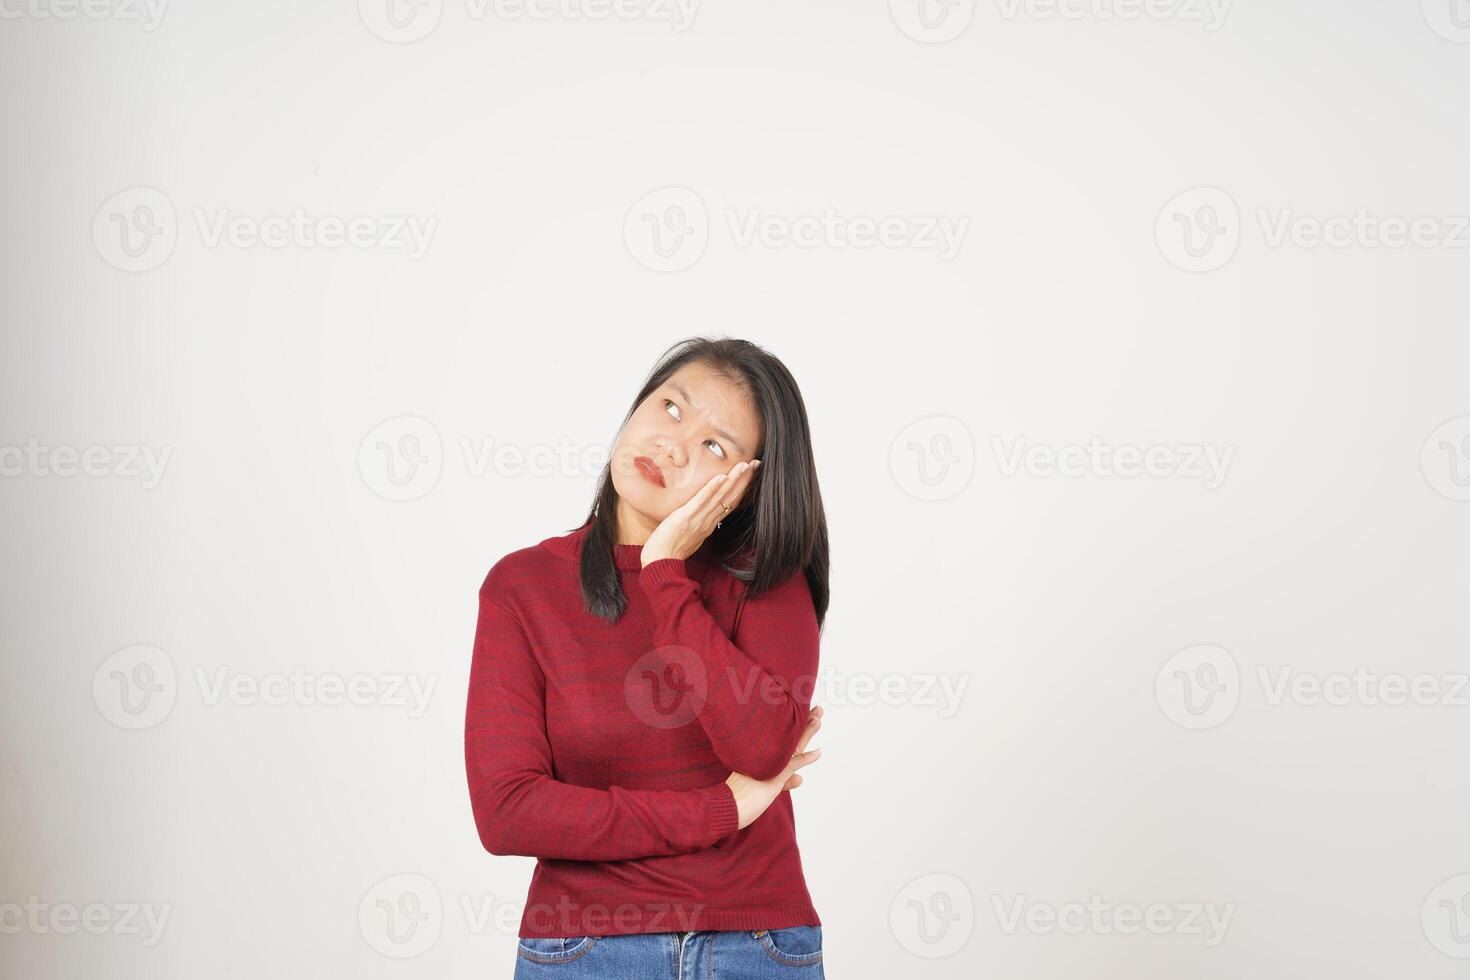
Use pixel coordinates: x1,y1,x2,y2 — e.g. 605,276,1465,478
465,336,831,978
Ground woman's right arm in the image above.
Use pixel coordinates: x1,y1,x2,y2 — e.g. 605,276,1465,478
464,581,739,862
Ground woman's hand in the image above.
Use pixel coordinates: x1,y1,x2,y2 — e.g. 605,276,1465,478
725,705,823,831
640,459,761,567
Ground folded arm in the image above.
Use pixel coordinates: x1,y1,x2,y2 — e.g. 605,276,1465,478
464,584,738,861
638,560,820,781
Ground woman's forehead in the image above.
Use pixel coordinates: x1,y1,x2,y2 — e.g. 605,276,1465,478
660,367,762,447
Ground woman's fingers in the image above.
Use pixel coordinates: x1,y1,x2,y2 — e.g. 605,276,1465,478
794,708,822,753
709,459,760,519
782,772,804,791
688,466,737,527
684,467,733,512
788,747,822,772
799,708,823,758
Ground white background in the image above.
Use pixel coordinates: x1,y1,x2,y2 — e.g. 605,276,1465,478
3,0,1470,977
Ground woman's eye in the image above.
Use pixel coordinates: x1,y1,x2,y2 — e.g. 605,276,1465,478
664,399,724,458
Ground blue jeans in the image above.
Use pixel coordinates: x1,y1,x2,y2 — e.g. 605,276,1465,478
513,926,825,979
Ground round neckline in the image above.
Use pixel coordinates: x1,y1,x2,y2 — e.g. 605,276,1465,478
610,540,649,571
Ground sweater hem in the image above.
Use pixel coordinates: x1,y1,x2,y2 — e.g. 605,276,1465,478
518,904,821,938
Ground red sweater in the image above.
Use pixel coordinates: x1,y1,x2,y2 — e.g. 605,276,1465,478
464,520,823,937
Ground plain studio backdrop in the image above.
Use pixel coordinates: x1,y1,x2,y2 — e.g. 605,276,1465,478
3,1,1470,977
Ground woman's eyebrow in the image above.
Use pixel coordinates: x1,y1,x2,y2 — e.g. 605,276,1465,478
669,382,749,456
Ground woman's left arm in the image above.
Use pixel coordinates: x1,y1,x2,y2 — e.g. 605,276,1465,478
638,560,819,781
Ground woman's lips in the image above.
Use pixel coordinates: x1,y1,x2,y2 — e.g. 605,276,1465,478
634,456,666,488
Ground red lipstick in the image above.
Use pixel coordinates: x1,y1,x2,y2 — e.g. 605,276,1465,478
633,456,666,488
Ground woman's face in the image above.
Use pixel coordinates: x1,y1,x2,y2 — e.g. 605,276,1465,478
611,361,764,529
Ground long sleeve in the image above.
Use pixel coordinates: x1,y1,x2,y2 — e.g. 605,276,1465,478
464,583,739,861
637,560,820,781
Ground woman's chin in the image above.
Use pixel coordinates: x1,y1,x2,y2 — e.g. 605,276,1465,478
611,477,667,517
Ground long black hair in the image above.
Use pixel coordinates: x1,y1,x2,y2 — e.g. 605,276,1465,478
576,336,829,629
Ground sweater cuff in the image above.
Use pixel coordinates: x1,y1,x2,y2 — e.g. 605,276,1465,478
702,781,740,843
639,557,690,588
